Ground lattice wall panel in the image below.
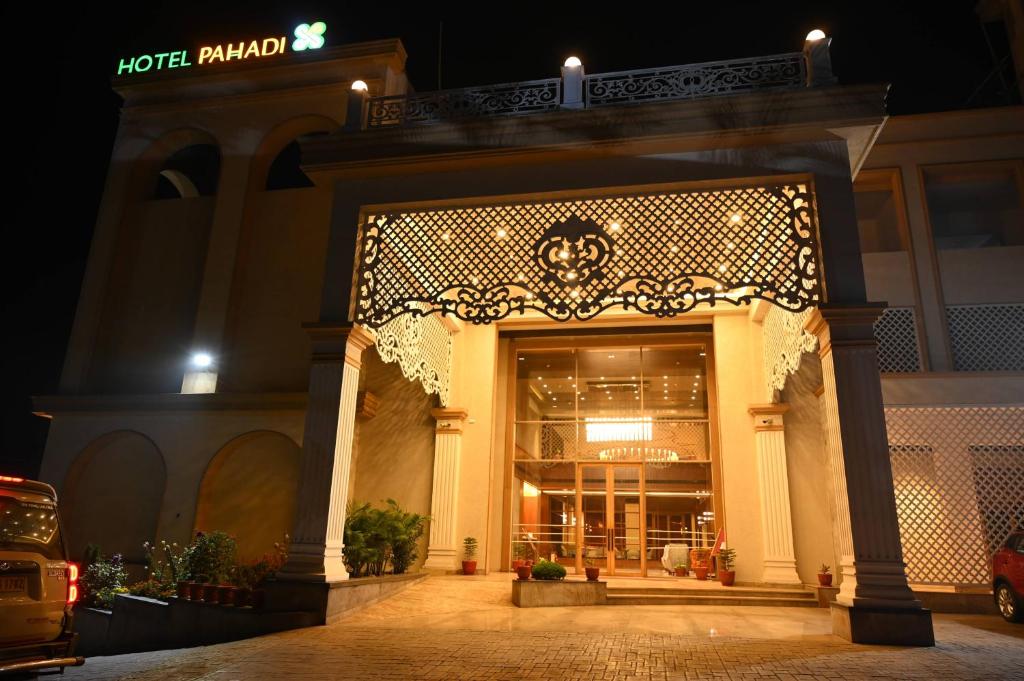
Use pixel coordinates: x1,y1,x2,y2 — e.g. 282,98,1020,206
886,406,1024,586
874,307,922,373
374,306,452,406
762,306,817,393
355,184,820,327
947,304,1024,371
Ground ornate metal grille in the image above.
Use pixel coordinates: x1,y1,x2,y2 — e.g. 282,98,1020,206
874,307,922,373
761,306,817,393
886,406,1024,585
355,183,820,327
947,303,1024,371
585,53,806,108
366,78,561,128
374,306,453,406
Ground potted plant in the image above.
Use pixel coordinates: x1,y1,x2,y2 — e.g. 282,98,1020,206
176,580,191,599
584,557,600,582
674,562,688,577
693,561,708,580
817,563,833,586
718,548,736,586
512,542,526,571
516,563,532,580
531,559,567,581
462,537,478,575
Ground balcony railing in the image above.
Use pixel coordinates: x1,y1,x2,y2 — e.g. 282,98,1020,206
584,52,805,107
367,77,561,128
363,51,810,129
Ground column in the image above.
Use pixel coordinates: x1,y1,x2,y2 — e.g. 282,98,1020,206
423,408,469,571
806,305,934,646
748,404,802,585
280,324,373,581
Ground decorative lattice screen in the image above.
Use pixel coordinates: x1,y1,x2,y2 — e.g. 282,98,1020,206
374,306,453,405
947,304,1024,371
355,183,820,327
761,306,817,393
886,406,1024,585
874,307,922,373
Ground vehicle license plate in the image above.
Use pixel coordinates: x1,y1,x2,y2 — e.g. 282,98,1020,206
0,576,27,594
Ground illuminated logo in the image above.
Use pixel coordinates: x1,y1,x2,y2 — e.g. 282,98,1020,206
292,22,327,51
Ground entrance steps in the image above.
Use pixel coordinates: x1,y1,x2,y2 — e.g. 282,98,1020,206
605,584,817,608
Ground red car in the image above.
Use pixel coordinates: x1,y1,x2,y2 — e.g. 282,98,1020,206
994,531,1024,623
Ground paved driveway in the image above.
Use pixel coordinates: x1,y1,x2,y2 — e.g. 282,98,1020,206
68,575,1024,680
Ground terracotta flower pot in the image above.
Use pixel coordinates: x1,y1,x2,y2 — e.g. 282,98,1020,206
250,589,266,609
234,587,251,608
189,582,205,601
585,567,600,581
524,560,533,567
674,566,688,577
516,565,532,580
177,581,191,599
512,559,524,570
202,583,219,603
817,573,833,587
694,566,708,581
462,560,477,576
719,570,736,587
217,585,235,606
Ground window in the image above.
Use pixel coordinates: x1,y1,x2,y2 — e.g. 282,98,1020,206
923,163,1024,250
853,172,908,253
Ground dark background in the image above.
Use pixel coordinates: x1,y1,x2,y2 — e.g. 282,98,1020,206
1,1,1017,477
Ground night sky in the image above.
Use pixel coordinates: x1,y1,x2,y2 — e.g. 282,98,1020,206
1,1,1016,477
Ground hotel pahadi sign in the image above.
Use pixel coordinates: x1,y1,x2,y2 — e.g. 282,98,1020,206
115,21,327,75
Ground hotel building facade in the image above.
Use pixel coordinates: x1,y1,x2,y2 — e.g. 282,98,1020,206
34,30,1024,645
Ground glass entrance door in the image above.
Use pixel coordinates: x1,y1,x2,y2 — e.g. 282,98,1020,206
576,464,645,575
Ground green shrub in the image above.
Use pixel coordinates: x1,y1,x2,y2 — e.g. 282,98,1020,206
80,552,128,608
343,499,428,577
531,559,567,581
463,536,478,561
233,535,289,589
718,548,736,571
144,539,193,585
128,579,175,600
188,531,237,583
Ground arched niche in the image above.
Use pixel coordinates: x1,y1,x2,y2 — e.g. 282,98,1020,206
154,143,221,199
251,115,337,191
194,431,301,562
61,431,166,567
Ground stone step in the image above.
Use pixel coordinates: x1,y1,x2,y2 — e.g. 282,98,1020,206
608,586,815,600
605,593,819,608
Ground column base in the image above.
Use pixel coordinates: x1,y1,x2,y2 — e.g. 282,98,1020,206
277,543,349,582
830,602,934,646
422,548,460,573
760,560,802,585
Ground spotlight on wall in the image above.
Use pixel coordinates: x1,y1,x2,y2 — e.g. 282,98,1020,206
191,352,213,369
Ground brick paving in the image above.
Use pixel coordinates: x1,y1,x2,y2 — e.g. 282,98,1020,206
67,576,1024,681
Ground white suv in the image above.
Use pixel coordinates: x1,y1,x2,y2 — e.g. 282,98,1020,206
0,476,83,675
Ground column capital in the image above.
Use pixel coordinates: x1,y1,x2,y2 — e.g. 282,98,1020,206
748,403,789,431
804,304,887,356
431,407,469,433
303,323,375,367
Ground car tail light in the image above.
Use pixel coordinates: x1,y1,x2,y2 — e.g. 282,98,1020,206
67,563,79,605
0,475,24,483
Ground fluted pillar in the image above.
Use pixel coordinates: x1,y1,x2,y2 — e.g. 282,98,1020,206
749,404,802,585
280,324,373,582
423,408,469,572
806,305,933,645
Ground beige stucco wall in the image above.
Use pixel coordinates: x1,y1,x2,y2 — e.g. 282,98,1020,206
351,349,437,571
89,198,215,393
222,187,333,392
38,404,306,567
712,313,764,584
781,353,839,583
